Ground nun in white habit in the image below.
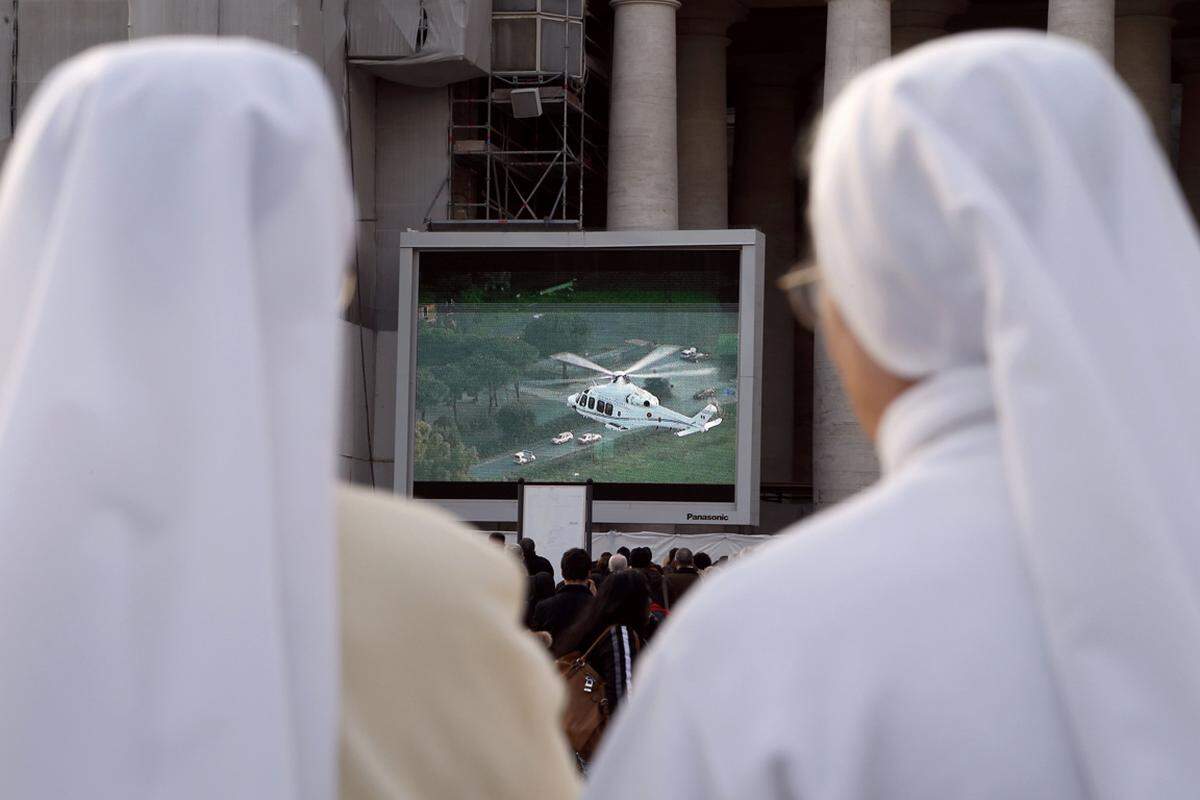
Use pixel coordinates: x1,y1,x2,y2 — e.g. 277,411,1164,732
584,32,1200,800
0,39,354,799
0,39,578,800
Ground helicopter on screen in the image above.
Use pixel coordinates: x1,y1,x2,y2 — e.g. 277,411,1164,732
551,345,723,437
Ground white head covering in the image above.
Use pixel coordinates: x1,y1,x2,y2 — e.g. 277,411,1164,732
0,39,354,799
811,32,1200,797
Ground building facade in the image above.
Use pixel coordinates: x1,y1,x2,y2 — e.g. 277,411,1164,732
3,0,1197,531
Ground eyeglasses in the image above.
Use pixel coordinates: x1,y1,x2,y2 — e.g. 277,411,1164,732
777,264,821,330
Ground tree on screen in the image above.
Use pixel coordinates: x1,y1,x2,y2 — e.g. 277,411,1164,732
496,338,538,399
466,350,515,413
415,368,449,421
432,363,476,424
522,314,591,377
418,326,466,365
413,420,477,480
496,403,536,440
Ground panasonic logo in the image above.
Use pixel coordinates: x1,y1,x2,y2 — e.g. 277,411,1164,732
686,513,729,521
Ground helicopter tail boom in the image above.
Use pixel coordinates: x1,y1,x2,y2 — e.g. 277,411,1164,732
675,404,722,437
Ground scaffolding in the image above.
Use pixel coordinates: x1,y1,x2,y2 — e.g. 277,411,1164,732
446,0,606,226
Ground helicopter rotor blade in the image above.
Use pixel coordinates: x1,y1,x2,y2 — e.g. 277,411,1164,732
618,344,680,375
628,367,717,379
525,376,595,387
551,352,614,376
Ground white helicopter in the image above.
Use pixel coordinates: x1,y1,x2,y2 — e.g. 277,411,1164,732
551,345,723,437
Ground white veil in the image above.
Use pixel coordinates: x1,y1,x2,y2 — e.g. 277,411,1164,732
0,39,354,799
811,33,1200,797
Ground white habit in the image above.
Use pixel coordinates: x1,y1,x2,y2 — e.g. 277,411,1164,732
584,33,1200,800
0,40,353,799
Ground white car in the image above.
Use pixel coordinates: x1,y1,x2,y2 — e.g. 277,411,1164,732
552,431,574,444
577,433,602,445
513,450,536,465
681,346,698,357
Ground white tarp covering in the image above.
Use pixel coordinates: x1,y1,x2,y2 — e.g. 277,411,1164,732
348,0,490,86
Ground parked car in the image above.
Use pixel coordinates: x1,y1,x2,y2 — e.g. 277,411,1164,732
681,350,711,363
513,450,537,465
577,433,602,445
552,431,574,444
681,346,698,358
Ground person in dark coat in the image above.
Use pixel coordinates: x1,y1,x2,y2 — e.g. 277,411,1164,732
661,548,701,609
589,552,611,586
553,570,649,718
532,548,594,644
525,571,556,629
629,547,663,606
520,537,555,578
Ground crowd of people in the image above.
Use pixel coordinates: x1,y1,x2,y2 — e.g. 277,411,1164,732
2,28,1199,800
507,538,727,719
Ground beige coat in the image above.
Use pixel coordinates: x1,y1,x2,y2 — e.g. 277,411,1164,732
338,485,580,800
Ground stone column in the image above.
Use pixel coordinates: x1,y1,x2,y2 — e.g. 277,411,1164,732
676,0,744,230
1048,0,1115,63
608,0,681,230
1116,0,1174,150
1178,41,1200,220
814,0,891,506
1182,74,1200,218
823,0,892,102
731,57,801,485
891,0,965,55
0,8,13,166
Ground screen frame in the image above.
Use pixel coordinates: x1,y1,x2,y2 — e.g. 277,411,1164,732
395,229,764,526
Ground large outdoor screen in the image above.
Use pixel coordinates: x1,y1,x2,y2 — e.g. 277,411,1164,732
411,249,740,502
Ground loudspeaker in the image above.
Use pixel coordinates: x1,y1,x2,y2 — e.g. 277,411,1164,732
511,88,543,119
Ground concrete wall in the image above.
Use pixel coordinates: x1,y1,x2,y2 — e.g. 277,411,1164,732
339,321,380,483
374,80,449,329
14,0,127,119
362,81,450,487
2,0,386,490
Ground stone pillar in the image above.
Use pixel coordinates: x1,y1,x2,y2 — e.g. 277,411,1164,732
676,0,744,230
1048,0,1115,63
1116,0,1174,150
731,57,801,485
891,0,965,55
1182,74,1200,218
608,0,681,230
0,7,13,166
1178,41,1200,220
823,0,892,103
814,0,891,506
